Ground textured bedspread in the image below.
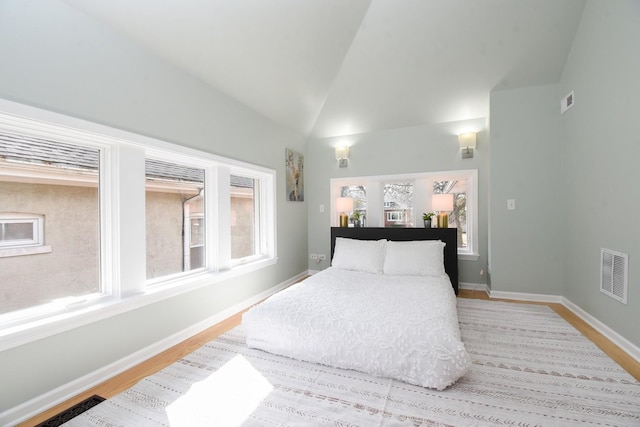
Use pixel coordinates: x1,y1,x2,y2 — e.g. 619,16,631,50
242,268,470,390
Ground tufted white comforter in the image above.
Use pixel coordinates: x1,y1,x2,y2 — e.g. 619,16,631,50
242,267,470,390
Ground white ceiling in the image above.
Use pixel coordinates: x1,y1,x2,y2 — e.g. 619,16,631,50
61,0,585,138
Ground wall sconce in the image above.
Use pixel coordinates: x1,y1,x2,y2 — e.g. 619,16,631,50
335,146,350,168
335,197,353,227
458,133,477,159
432,193,454,228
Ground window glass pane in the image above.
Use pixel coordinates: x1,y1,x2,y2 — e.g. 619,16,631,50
0,133,101,314
434,180,467,249
145,159,205,279
231,175,259,259
1,221,34,242
341,185,366,227
383,182,413,227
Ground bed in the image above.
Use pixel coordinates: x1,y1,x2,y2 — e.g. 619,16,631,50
242,227,470,390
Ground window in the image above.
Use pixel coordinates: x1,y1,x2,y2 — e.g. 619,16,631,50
0,99,276,350
340,185,366,226
383,182,414,227
0,132,102,315
230,174,260,261
386,211,403,222
145,159,206,280
331,170,478,259
434,180,468,250
0,214,43,248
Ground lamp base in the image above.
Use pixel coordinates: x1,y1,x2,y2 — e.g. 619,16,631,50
437,213,449,228
339,213,349,227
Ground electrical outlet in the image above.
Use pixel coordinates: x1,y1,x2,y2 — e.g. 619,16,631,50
309,254,318,260
317,254,326,260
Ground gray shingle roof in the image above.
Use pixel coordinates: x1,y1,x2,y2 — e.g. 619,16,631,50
1,131,255,188
0,131,99,171
1,131,203,184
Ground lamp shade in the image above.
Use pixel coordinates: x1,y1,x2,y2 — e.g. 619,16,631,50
458,133,477,149
432,193,454,211
336,197,354,212
335,146,350,160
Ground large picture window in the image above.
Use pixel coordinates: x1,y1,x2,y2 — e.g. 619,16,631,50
0,99,277,351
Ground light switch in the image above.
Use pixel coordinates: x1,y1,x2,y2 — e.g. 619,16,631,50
507,199,516,210
319,204,325,213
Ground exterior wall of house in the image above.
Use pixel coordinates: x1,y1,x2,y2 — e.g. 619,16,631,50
0,181,99,313
0,182,210,311
145,191,185,279
230,188,256,259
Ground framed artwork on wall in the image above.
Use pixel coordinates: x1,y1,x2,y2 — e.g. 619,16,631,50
285,148,304,201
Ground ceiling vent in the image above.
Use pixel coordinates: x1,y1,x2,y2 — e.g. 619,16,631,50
600,248,628,304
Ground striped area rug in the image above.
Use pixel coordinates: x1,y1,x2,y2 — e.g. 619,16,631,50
65,299,640,426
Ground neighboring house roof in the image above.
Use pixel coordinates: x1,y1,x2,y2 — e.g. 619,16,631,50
0,131,98,172
0,131,253,186
145,158,204,184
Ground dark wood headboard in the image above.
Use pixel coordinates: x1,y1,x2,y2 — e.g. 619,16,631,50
330,227,459,294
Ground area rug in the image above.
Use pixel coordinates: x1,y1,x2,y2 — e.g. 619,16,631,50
64,299,640,426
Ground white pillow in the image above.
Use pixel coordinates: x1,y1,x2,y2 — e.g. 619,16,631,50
383,240,446,276
331,238,387,274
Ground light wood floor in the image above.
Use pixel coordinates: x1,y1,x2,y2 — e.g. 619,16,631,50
20,290,640,426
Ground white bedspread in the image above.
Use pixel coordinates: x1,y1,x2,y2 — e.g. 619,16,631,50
242,268,470,390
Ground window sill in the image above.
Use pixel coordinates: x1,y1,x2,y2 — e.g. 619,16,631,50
0,257,277,352
459,253,480,261
0,245,52,258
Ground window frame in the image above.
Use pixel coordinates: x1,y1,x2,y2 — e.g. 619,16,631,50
0,98,277,351
386,211,403,222
0,215,40,247
0,214,54,259
330,169,479,260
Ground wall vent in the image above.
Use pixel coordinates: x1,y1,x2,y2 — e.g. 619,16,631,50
600,248,628,304
561,90,574,114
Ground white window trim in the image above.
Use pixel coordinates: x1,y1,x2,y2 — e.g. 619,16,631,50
0,98,277,352
330,169,479,260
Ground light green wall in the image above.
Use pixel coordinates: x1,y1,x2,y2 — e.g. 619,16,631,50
2,0,639,417
488,0,639,348
488,84,564,295
560,0,640,346
306,118,489,285
0,0,307,412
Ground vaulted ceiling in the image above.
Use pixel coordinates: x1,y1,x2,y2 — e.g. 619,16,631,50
61,0,586,138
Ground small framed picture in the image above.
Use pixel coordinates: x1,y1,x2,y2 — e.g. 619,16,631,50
285,148,304,201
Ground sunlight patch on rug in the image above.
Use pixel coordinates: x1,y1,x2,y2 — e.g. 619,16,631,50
166,355,273,426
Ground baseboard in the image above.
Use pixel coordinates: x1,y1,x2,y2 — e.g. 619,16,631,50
488,290,640,365
489,289,564,304
1,271,307,427
562,297,640,364
459,282,489,293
